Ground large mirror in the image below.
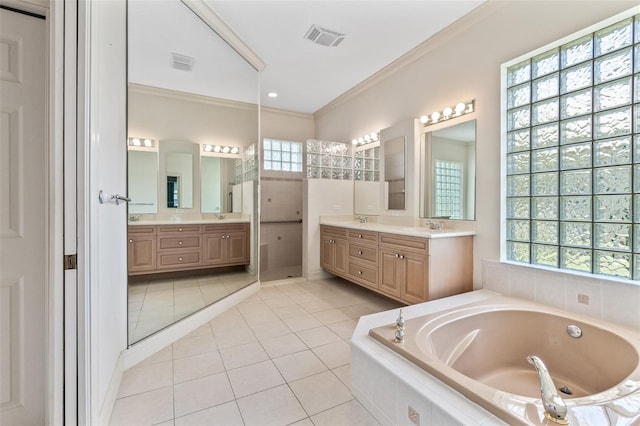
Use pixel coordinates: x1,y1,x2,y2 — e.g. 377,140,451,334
420,119,476,220
127,0,260,345
384,136,406,210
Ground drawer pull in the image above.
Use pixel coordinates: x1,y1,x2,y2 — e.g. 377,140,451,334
179,241,183,245
395,253,399,258
358,250,363,255
178,257,183,261
178,228,183,232
400,255,405,259
358,234,363,238
358,270,363,275
129,239,133,243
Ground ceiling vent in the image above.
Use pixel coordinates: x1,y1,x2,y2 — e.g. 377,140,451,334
171,53,194,72
304,25,345,47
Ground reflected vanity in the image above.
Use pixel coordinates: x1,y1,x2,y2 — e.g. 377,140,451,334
126,0,260,345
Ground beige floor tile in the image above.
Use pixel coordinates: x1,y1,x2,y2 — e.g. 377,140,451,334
272,350,328,382
259,332,307,359
172,334,218,360
313,309,352,325
271,304,308,319
182,323,212,339
242,308,280,326
327,319,358,339
288,419,313,426
296,326,342,348
131,345,173,369
174,401,243,426
117,361,173,398
263,295,296,309
282,314,323,332
173,351,225,384
295,298,333,313
312,340,350,369
109,386,173,426
289,371,353,416
219,341,269,370
236,385,307,426
310,399,380,426
332,365,351,390
152,420,174,426
209,308,248,333
173,372,234,418
226,360,285,398
214,326,257,349
250,319,291,340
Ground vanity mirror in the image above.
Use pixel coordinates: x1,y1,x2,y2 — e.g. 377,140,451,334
420,119,476,221
384,136,406,210
127,0,260,345
128,149,158,214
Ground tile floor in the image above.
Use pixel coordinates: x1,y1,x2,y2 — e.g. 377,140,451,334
128,270,256,344
112,276,402,425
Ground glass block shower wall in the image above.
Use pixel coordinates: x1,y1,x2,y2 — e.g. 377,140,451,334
504,14,640,279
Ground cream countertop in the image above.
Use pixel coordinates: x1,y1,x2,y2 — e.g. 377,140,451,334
128,218,250,226
319,219,476,239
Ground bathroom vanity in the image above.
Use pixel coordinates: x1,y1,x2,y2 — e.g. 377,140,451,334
128,220,250,275
320,222,474,304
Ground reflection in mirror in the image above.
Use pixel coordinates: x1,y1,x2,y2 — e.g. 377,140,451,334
384,136,406,210
127,0,259,345
166,152,193,208
354,143,381,215
421,119,476,220
128,149,158,214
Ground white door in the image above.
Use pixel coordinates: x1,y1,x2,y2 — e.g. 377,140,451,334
0,6,47,425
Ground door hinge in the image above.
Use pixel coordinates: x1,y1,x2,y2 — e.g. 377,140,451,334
64,254,77,270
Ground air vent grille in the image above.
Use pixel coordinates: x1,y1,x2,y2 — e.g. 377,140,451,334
171,53,194,72
304,25,345,47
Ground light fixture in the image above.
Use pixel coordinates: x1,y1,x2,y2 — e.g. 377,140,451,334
201,144,241,157
351,131,380,146
128,137,155,149
420,100,475,127
267,92,278,98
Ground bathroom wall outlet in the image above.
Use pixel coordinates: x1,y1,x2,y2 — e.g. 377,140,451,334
408,405,420,426
577,293,589,305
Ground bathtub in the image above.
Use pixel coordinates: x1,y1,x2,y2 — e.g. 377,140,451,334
368,294,640,425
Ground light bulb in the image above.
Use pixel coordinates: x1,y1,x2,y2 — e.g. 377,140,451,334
222,146,230,153
352,139,358,145
455,102,466,114
204,144,213,152
431,111,441,122
443,107,453,118
364,135,371,142
213,145,222,153
420,115,428,124
230,147,239,154
370,133,378,141
132,138,141,146
358,137,364,144
143,139,153,147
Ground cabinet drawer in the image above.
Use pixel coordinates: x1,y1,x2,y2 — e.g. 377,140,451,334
348,229,377,243
321,225,347,238
203,223,248,233
349,243,378,263
348,261,377,288
158,236,201,250
379,232,429,253
157,251,201,268
128,225,156,235
157,224,201,234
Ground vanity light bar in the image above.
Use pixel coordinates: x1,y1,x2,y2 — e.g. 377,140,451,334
202,144,241,156
128,137,155,148
351,132,380,146
420,100,475,127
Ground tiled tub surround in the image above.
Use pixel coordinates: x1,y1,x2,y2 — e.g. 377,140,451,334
368,292,640,425
352,290,640,426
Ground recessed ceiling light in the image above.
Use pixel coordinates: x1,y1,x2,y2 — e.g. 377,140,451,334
267,92,278,98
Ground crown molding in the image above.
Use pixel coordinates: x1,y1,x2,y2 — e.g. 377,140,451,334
313,1,498,119
128,83,258,112
260,105,314,121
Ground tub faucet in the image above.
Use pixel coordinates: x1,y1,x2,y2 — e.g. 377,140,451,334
527,355,568,425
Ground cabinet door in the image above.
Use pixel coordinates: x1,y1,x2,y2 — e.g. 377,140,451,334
202,233,226,265
401,252,428,304
378,249,401,298
334,238,348,275
321,234,336,271
128,235,157,273
227,231,248,264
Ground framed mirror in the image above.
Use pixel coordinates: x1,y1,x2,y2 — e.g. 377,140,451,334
127,149,158,214
384,136,406,210
420,119,476,220
201,156,242,214
165,151,193,208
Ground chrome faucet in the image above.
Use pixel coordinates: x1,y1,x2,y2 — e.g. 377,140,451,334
356,216,368,224
527,355,568,425
217,213,226,220
425,220,444,230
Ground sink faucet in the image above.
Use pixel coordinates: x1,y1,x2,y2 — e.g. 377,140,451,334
217,213,226,220
425,220,444,230
356,216,368,224
527,355,568,425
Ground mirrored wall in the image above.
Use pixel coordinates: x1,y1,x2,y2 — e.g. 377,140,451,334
126,0,260,345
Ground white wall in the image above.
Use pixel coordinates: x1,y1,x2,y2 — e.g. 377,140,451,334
313,1,640,328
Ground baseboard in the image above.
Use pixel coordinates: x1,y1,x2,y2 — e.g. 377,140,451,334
307,269,333,281
122,281,261,370
97,351,124,426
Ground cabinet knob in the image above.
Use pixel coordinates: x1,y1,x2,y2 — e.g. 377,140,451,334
400,255,405,259
358,234,363,238
358,270,363,275
358,250,363,255
178,257,183,261
178,241,183,245
129,239,133,243
178,228,183,232
395,254,399,258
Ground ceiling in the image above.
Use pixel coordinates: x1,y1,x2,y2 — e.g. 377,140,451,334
128,0,486,115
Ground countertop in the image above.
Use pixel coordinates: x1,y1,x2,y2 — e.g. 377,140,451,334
319,219,477,239
128,218,250,226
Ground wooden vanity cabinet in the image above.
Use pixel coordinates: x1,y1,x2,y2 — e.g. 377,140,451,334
347,229,379,290
202,223,249,266
320,226,348,276
128,226,157,273
378,233,429,304
156,225,202,271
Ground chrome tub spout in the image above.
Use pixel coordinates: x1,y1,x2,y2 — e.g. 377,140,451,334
527,355,568,425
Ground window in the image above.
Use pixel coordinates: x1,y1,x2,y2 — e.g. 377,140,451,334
503,11,640,280
434,160,464,219
263,139,303,172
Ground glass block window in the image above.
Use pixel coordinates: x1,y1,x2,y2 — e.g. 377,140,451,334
306,139,353,180
354,145,380,181
503,13,640,280
263,139,303,172
435,160,464,219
